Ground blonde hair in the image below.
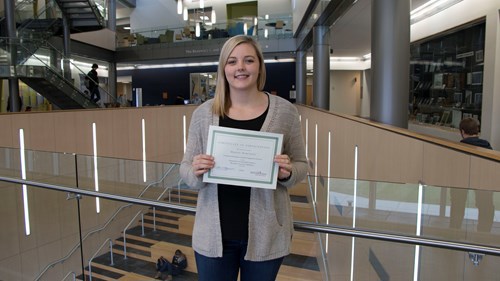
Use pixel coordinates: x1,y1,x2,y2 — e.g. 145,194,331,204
212,35,266,117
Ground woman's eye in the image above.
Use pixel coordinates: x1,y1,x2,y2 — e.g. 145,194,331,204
245,58,255,64
227,60,236,65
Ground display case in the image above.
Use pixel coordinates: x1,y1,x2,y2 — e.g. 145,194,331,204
410,20,485,129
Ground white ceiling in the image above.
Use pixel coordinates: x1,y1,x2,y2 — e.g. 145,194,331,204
329,0,432,58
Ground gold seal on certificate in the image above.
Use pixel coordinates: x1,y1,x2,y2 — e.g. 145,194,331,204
203,125,283,189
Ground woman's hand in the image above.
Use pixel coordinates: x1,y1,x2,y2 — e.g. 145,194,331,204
192,154,215,176
274,154,292,180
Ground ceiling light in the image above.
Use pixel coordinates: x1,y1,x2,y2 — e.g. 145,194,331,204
195,23,200,37
177,0,182,15
183,7,188,21
200,0,204,9
211,10,216,24
410,0,463,24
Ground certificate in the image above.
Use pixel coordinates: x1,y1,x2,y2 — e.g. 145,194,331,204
203,125,283,189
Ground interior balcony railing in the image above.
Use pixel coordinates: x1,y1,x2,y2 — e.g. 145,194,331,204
116,13,294,49
0,147,499,280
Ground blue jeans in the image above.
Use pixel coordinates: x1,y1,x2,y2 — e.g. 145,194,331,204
90,87,101,102
157,260,181,276
195,240,284,281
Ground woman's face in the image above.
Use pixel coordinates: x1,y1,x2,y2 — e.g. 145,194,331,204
224,43,260,92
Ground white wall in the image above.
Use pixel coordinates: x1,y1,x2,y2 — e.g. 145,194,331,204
329,70,362,116
360,69,371,118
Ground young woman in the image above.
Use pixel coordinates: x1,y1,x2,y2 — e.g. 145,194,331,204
180,35,307,281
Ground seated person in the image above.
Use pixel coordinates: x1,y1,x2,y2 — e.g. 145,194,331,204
154,250,188,280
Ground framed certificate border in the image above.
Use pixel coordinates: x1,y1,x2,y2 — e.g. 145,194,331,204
203,125,283,189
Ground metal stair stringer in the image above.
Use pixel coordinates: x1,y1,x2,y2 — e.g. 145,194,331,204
54,0,106,33
17,65,99,109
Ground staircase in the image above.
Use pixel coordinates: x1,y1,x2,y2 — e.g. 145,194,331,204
54,0,106,33
0,0,106,109
82,186,323,281
17,65,99,109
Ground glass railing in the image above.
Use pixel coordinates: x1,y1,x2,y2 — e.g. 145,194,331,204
1,146,499,280
0,147,183,280
308,175,500,280
117,14,293,48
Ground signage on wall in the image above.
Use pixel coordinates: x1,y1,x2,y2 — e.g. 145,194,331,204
185,47,220,56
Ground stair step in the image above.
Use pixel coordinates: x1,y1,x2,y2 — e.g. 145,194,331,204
143,218,178,229
96,252,199,280
116,236,155,248
113,243,151,257
86,264,124,279
127,226,192,247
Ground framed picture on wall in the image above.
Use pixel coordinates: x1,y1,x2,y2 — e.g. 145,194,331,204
440,111,451,124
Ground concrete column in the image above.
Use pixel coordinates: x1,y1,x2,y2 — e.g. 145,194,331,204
5,0,21,112
296,50,307,105
313,26,330,110
108,0,116,32
108,62,117,103
62,15,72,80
371,0,410,128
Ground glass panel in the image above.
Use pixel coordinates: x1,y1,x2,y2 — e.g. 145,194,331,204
0,182,80,280
75,154,181,202
422,185,500,246
0,147,22,179
24,150,76,186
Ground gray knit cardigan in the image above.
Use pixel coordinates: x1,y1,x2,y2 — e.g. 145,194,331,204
180,94,308,261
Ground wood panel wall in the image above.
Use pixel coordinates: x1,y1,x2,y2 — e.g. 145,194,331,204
1,104,500,280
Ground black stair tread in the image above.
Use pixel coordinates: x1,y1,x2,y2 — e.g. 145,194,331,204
143,218,179,229
113,244,150,256
128,226,192,247
85,264,124,279
76,273,106,281
144,212,182,221
283,253,320,271
153,206,194,216
290,194,308,203
116,236,155,248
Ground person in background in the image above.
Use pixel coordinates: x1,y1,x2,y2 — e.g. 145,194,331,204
154,250,187,281
180,35,308,281
459,117,492,149
86,63,101,103
450,117,494,232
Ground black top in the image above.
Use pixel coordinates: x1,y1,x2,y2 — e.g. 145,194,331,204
87,69,98,89
218,102,269,240
461,137,492,149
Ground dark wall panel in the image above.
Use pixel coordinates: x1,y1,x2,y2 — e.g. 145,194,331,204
119,62,296,106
